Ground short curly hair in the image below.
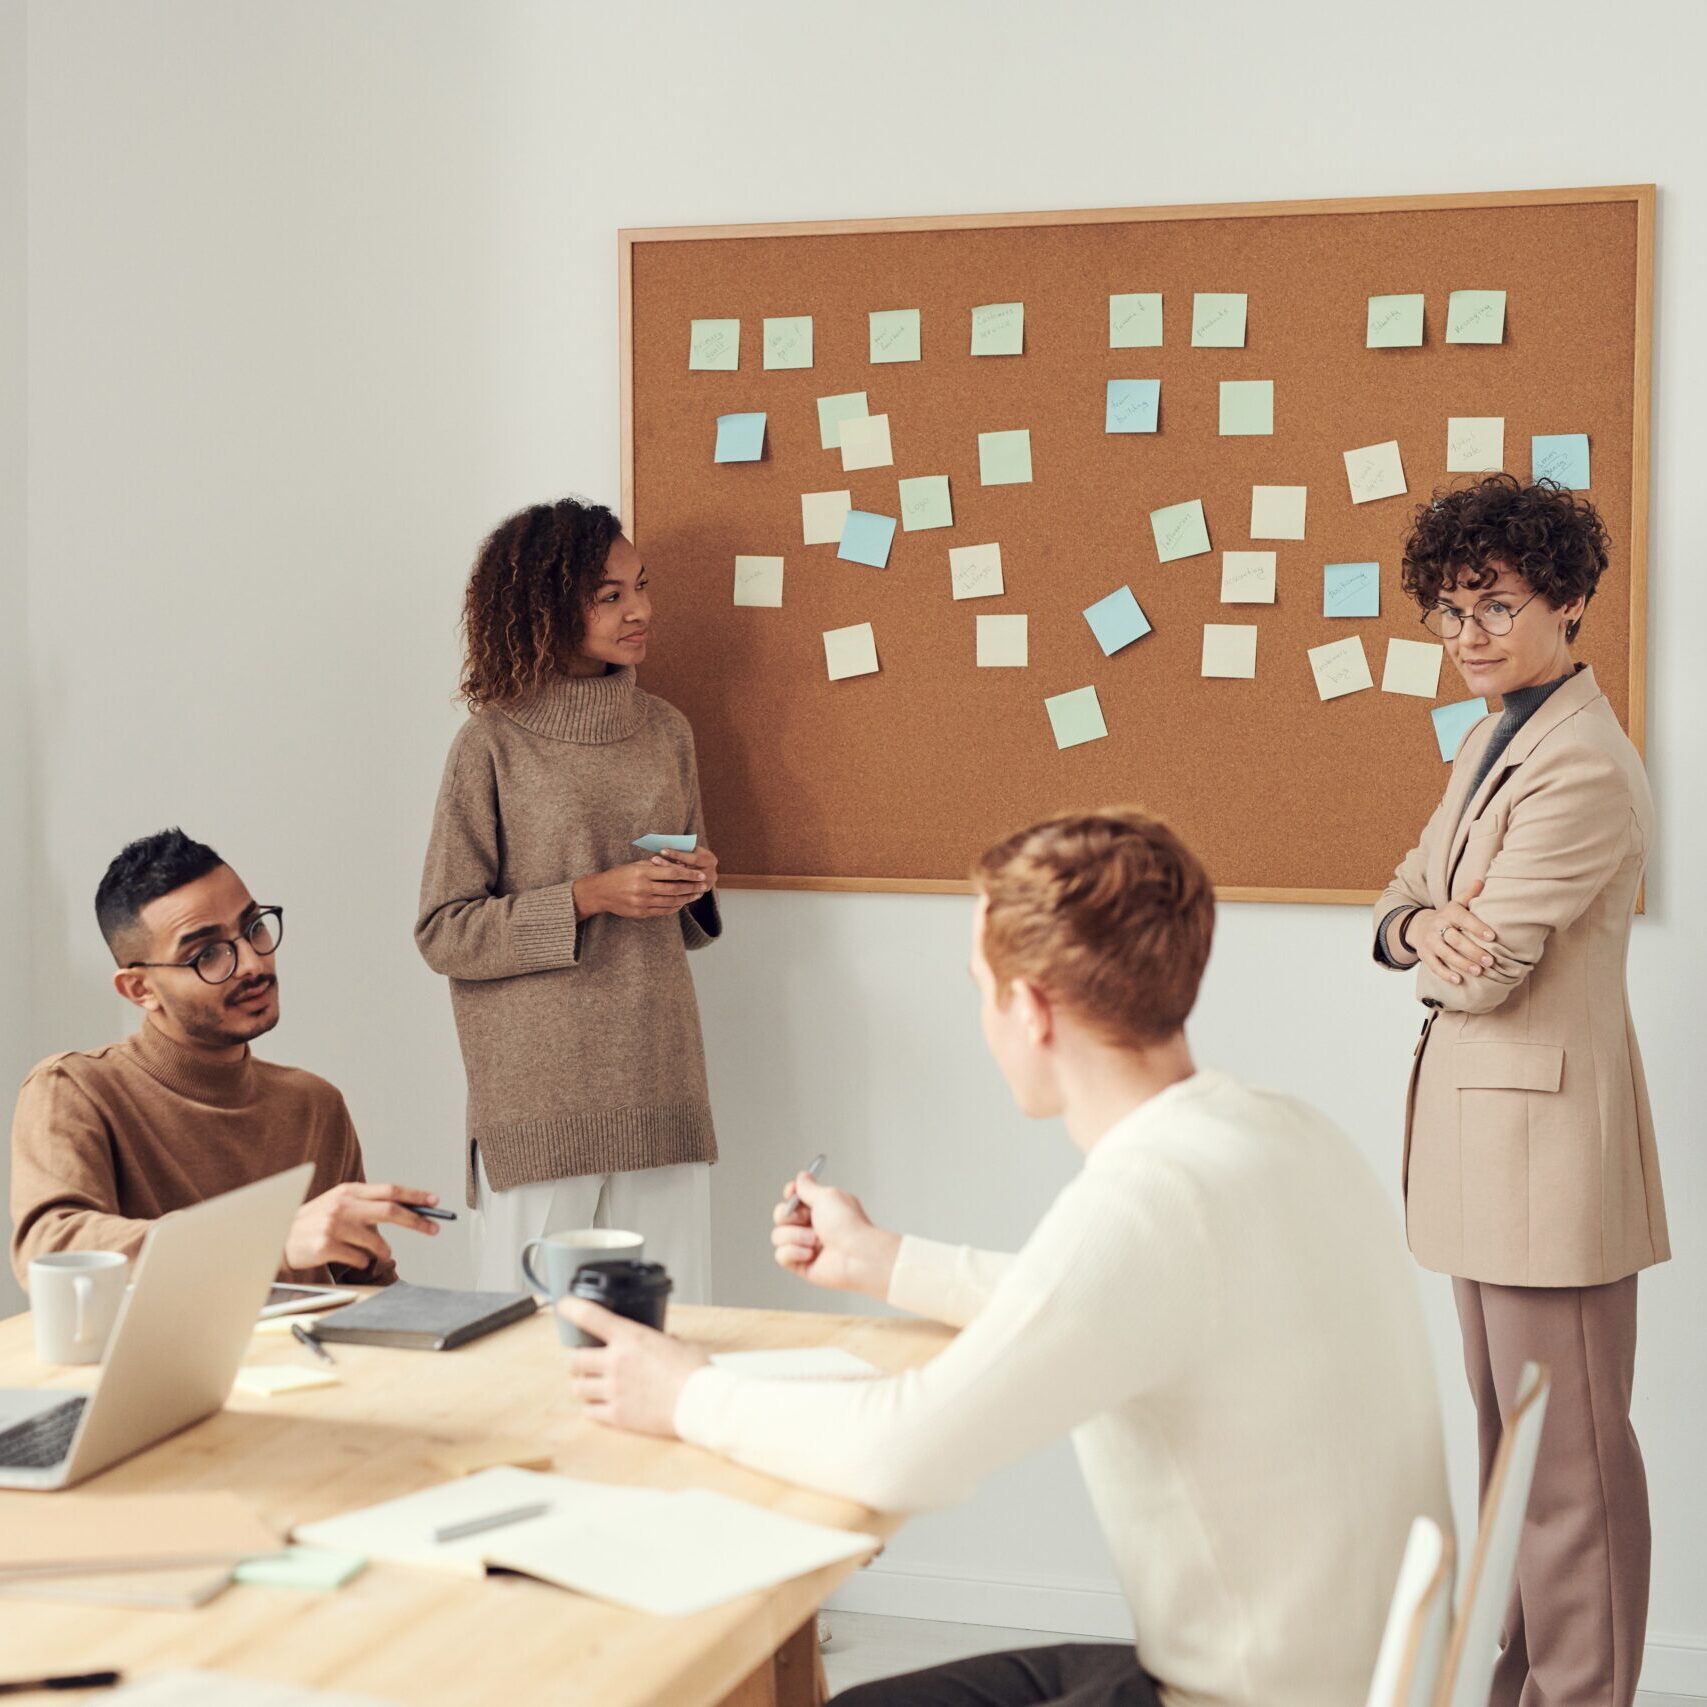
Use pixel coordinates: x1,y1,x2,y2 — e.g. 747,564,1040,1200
975,808,1215,1049
1400,474,1610,644
458,498,624,710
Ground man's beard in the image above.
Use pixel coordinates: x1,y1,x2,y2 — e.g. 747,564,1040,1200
176,975,279,1047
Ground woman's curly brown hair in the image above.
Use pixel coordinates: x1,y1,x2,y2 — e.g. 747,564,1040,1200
459,498,623,710
1400,474,1610,644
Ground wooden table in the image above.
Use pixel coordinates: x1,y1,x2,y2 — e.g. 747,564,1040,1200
0,1302,953,1706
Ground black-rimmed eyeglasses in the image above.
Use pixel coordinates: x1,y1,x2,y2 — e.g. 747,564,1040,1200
1420,589,1543,639
128,907,284,986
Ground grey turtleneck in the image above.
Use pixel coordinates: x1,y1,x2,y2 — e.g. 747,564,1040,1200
1376,668,1578,967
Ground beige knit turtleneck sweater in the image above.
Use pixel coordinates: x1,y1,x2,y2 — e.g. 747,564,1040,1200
415,667,721,1203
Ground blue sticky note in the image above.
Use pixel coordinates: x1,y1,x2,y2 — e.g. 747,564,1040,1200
633,834,698,854
1432,698,1490,762
1105,380,1160,434
1531,433,1590,489
838,510,897,569
714,412,766,463
1323,563,1380,618
1082,586,1153,656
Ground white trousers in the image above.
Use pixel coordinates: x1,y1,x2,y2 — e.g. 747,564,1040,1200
470,1151,712,1306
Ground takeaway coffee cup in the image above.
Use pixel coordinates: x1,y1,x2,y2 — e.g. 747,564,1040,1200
562,1259,673,1349
519,1229,644,1346
29,1250,129,1365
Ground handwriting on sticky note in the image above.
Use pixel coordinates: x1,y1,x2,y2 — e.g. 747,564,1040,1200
1220,552,1276,604
1447,417,1505,473
689,319,739,371
869,308,921,364
1191,293,1247,348
898,474,953,532
1105,379,1160,434
1323,563,1380,618
1150,498,1210,563
762,316,813,371
732,556,783,608
1531,433,1590,489
1308,636,1374,701
1366,294,1425,348
1109,293,1162,348
971,302,1024,357
949,543,1004,600
1343,440,1406,504
976,614,1028,668
1446,290,1506,344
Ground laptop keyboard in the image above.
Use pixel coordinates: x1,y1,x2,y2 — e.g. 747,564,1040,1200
0,1396,87,1468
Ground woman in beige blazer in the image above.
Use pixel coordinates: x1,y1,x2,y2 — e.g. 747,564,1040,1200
1374,475,1667,1707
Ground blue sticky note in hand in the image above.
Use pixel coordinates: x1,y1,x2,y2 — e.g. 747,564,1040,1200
1531,433,1590,489
1082,586,1153,656
1431,698,1490,762
714,412,767,463
838,510,897,569
1105,380,1160,434
633,834,698,854
1323,563,1380,618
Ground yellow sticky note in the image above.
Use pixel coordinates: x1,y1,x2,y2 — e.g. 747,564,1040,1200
839,413,893,472
689,319,739,371
1309,636,1374,701
971,302,1024,356
976,614,1028,668
1249,485,1306,540
801,490,852,545
869,309,921,364
1220,552,1276,604
824,623,879,681
1109,292,1162,348
1344,440,1407,504
1382,638,1444,698
733,556,784,608
234,1364,339,1398
1191,293,1247,348
1201,624,1257,679
949,543,1004,600
1446,417,1504,473
762,316,813,371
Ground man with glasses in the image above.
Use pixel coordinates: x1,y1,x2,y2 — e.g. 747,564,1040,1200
9,828,441,1285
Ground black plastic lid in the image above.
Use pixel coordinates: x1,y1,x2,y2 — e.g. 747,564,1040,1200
568,1258,673,1302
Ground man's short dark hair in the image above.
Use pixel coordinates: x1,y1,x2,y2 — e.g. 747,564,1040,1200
95,828,225,962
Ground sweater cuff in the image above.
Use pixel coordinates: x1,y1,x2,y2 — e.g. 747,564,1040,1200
682,890,722,951
886,1234,970,1322
675,1362,742,1451
1374,905,1420,970
509,882,582,974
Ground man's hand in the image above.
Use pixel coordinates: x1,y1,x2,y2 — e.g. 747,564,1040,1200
1410,879,1500,986
560,1300,709,1437
285,1181,441,1271
572,858,708,921
772,1173,900,1302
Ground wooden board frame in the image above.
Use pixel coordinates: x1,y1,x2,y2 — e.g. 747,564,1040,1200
620,185,1653,904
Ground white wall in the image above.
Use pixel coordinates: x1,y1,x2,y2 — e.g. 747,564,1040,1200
17,0,1707,1686
0,0,29,1318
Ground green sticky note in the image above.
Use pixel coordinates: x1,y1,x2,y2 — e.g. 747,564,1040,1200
1109,293,1162,348
816,391,869,452
971,302,1024,356
1045,686,1108,751
235,1547,367,1591
978,430,1032,486
898,475,953,531
689,319,739,371
869,308,921,364
1367,294,1424,348
762,316,813,371
1150,498,1210,563
1446,291,1506,345
1191,293,1247,348
1218,380,1274,436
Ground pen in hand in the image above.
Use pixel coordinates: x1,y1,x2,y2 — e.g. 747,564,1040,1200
292,1321,335,1366
782,1153,828,1217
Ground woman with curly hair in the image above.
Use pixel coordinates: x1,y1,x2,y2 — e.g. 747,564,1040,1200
416,498,721,1298
1373,474,1667,1707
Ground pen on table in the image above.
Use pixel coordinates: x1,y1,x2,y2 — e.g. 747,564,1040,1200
432,1500,551,1544
782,1153,828,1217
0,1672,122,1696
291,1321,335,1365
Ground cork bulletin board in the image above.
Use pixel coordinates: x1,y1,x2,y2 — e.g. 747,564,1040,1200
619,186,1652,902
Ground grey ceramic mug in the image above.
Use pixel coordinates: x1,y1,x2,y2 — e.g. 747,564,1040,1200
519,1229,644,1346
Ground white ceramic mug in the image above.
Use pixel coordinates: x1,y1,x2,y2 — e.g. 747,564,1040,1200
519,1229,643,1345
29,1251,129,1365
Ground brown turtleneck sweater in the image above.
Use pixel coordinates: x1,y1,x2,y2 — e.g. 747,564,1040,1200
8,1021,395,1287
417,667,721,1203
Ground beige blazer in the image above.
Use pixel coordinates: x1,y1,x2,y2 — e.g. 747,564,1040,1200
1374,666,1668,1287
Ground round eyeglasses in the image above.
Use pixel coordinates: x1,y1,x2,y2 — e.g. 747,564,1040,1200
128,906,284,986
1420,588,1542,640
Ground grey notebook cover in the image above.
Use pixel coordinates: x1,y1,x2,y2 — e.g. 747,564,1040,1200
309,1283,537,1351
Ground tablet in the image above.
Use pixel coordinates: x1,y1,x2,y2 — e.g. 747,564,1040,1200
258,1283,358,1319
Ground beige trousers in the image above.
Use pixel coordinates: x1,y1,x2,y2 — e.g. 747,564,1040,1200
1453,1276,1648,1707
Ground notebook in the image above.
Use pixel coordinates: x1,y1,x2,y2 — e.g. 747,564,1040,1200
0,1563,232,1609
0,1489,280,1578
307,1284,537,1351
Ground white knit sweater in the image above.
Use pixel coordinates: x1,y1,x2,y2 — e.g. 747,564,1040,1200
676,1070,1451,1707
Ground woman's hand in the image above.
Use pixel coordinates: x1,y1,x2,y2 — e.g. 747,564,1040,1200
560,1300,709,1437
573,858,708,920
1408,879,1499,985
658,845,719,892
772,1173,901,1301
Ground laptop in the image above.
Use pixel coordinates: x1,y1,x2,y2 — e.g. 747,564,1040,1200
0,1162,312,1490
